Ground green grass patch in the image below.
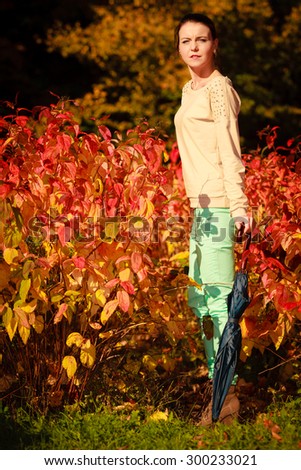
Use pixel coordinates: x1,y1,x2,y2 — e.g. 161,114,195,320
1,396,301,450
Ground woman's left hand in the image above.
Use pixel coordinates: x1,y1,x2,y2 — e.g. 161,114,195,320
235,216,254,236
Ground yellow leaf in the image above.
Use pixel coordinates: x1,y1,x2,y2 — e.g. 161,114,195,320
62,355,77,379
66,332,84,347
148,410,168,422
119,267,132,282
163,150,169,162
64,290,81,298
3,308,18,341
3,247,18,265
18,325,30,345
32,270,42,290
80,344,96,368
4,224,22,248
101,299,119,324
2,306,13,327
6,319,18,341
82,339,91,349
51,294,64,303
240,317,248,338
3,136,14,147
99,330,114,339
169,250,189,265
95,288,107,307
104,221,119,240
15,299,37,314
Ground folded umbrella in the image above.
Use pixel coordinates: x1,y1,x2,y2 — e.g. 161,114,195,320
212,230,251,422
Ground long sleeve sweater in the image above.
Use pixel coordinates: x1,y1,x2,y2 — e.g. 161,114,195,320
174,75,248,219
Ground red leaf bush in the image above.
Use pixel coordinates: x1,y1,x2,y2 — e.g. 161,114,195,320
0,101,193,408
241,126,301,360
0,103,300,409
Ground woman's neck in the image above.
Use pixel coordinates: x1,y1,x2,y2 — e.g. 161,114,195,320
190,68,220,90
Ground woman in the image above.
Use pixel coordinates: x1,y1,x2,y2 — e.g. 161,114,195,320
174,13,250,425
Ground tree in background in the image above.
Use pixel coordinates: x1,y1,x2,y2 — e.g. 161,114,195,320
45,1,187,136
44,0,301,146
0,0,300,146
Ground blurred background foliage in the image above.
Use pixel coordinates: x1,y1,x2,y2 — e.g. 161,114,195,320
0,0,301,148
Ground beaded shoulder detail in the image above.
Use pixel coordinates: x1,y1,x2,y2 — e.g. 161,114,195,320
208,76,232,122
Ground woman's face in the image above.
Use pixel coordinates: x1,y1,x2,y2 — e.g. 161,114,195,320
178,21,218,72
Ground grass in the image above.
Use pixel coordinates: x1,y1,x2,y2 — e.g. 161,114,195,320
1,396,301,450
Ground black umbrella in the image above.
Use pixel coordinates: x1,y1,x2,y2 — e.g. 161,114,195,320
212,230,251,422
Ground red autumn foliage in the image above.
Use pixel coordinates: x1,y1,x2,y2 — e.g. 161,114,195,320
0,100,192,406
0,102,300,408
240,126,301,358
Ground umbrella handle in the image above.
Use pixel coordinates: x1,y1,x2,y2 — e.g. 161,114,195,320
236,225,251,271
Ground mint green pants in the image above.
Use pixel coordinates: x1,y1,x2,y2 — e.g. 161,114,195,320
188,208,235,380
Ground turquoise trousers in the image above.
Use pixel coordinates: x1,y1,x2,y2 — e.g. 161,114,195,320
188,208,235,380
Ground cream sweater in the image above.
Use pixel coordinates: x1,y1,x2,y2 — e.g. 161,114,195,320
174,75,248,219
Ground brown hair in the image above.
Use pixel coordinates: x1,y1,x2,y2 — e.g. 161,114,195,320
174,13,217,50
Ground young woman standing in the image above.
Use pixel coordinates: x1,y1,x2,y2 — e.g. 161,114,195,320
174,13,250,425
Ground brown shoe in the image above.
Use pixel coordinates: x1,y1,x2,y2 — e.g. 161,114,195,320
199,385,240,426
218,386,240,424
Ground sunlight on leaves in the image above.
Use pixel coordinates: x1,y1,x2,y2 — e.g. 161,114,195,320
62,355,77,379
